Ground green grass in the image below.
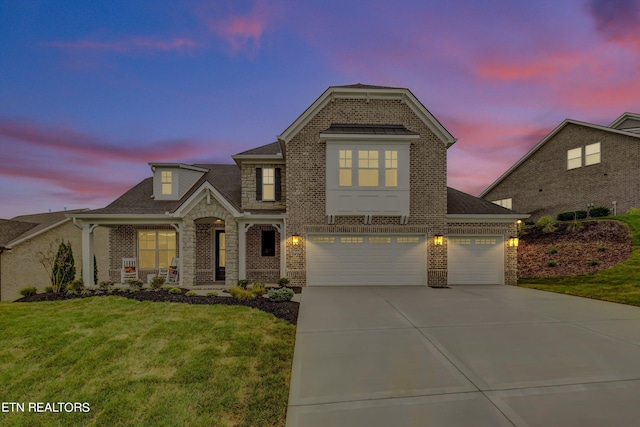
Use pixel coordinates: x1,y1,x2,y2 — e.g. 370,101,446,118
519,214,640,305
0,297,295,426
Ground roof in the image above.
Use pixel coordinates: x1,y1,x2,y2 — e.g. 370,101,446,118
609,112,640,133
334,83,403,90
1,209,88,248
322,124,419,136
233,141,282,156
447,187,523,216
84,164,242,215
479,118,640,198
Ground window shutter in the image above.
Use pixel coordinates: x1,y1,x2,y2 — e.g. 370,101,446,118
275,168,281,201
256,168,262,201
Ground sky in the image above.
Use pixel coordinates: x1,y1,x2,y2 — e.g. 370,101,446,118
1,0,639,219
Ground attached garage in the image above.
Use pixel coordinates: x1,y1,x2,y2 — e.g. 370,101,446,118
447,236,504,285
307,234,426,286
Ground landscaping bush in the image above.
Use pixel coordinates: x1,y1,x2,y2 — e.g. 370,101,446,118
598,246,607,252
44,286,53,293
589,206,610,217
149,276,166,289
627,207,640,215
549,248,558,254
557,211,587,221
68,279,85,292
128,279,144,291
589,260,601,266
237,279,250,290
536,216,557,233
277,277,290,287
206,291,218,297
168,287,182,294
185,291,197,296
251,282,266,296
229,286,256,300
268,287,294,302
99,280,114,291
547,261,558,267
19,286,37,297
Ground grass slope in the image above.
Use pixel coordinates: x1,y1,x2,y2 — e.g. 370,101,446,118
0,297,295,427
519,214,640,305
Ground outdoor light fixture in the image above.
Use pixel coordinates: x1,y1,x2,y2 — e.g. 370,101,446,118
508,237,519,247
292,234,300,245
434,235,443,246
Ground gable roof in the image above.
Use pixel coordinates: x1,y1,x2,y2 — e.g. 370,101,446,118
234,141,281,156
479,118,640,198
278,84,457,147
609,112,640,133
447,187,524,217
1,209,88,249
83,164,241,216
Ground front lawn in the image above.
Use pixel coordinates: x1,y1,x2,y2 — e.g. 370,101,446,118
519,214,640,306
0,297,295,426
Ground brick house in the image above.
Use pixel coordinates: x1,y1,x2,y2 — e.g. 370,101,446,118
481,113,640,220
71,84,525,288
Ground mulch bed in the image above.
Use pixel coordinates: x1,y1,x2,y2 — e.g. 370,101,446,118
518,220,632,278
16,289,299,325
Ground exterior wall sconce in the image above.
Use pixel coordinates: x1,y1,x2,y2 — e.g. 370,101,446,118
433,235,443,246
292,234,300,246
508,237,519,247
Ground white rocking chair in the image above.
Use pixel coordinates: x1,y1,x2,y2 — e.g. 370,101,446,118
159,257,179,284
121,258,138,283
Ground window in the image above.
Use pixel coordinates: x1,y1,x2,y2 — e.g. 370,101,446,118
312,237,335,243
397,237,420,243
339,150,352,186
358,150,379,186
161,171,172,195
585,142,601,166
475,238,497,245
138,230,176,269
385,150,398,187
340,237,363,243
262,168,275,201
369,237,391,243
567,148,582,170
492,198,512,209
261,230,276,256
450,238,471,245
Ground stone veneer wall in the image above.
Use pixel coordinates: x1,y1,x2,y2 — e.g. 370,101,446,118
241,163,286,210
245,225,280,283
447,221,519,285
194,222,224,283
284,98,448,286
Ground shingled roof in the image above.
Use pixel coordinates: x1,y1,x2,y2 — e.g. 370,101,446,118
323,124,419,136
1,209,88,248
234,142,281,156
447,187,521,215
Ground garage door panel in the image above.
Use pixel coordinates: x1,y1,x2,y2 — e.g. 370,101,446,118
448,236,504,285
307,234,426,286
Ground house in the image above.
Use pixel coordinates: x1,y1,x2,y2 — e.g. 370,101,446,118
70,84,525,288
481,113,640,220
0,210,109,301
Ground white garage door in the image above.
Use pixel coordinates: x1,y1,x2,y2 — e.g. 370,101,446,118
307,234,426,286
448,236,504,285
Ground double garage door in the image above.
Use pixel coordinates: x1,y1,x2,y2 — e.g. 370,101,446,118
307,234,504,286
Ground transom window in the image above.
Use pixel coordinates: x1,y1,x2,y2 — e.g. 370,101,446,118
312,237,335,243
339,150,352,187
585,142,601,166
369,237,391,243
385,150,398,187
476,238,497,245
138,230,176,269
450,238,471,245
340,237,364,243
358,150,379,186
397,237,420,243
161,171,172,195
567,148,582,170
262,168,275,201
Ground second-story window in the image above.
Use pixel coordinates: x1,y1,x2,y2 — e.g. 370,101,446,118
358,150,379,186
255,167,281,201
385,150,398,187
339,150,352,186
161,171,172,194
567,148,582,170
585,142,601,166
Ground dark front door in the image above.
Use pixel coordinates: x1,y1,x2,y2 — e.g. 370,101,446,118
215,230,226,281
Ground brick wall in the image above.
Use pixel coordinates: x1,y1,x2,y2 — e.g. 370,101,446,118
285,97,448,286
245,225,280,283
483,123,640,220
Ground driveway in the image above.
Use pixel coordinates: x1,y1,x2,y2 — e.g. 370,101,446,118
286,286,640,426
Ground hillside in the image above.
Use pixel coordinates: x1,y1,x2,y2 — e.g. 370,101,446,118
518,220,632,278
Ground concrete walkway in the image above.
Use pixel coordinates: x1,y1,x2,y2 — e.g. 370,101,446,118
286,286,640,426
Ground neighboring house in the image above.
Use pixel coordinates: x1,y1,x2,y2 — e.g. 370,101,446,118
481,113,640,220
71,84,525,288
0,210,109,301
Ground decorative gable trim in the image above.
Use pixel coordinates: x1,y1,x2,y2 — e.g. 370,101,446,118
171,182,241,218
278,86,457,147
609,112,640,129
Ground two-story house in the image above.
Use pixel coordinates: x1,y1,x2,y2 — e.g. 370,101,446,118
71,84,525,288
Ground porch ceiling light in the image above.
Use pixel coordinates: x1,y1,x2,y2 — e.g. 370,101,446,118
292,234,300,245
433,235,443,246
508,237,519,247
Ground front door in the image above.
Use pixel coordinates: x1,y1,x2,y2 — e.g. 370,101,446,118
215,230,226,281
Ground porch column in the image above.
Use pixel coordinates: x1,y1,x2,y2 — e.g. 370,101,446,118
182,219,196,286
273,221,286,280
81,224,96,285
238,223,251,280
171,223,183,286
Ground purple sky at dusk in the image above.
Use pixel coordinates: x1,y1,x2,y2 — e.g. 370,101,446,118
1,0,639,218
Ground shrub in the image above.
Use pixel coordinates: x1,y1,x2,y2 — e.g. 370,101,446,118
557,211,587,221
627,207,640,215
598,246,607,252
277,277,290,287
589,260,601,266
68,279,85,292
168,287,182,294
206,291,218,297
536,216,556,233
99,280,114,291
547,261,558,267
45,286,53,293
251,282,266,296
128,279,144,291
589,206,610,217
185,291,197,296
52,241,76,290
19,286,37,297
228,286,256,300
268,287,294,302
549,248,558,254
149,276,166,289
567,218,583,233
237,279,250,290
524,220,535,226
81,289,90,296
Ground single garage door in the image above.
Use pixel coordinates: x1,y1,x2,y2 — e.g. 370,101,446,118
448,236,504,285
307,234,426,286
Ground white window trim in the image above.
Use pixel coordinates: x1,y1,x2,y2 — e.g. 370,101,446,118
585,142,601,166
138,230,177,269
262,168,275,201
567,147,582,170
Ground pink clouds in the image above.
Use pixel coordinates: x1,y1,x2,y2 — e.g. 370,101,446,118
48,36,198,53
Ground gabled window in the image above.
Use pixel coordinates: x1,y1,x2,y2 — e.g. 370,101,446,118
492,198,512,209
339,150,352,186
161,171,172,195
585,142,601,166
138,230,176,269
567,148,582,170
358,150,379,186
255,168,281,201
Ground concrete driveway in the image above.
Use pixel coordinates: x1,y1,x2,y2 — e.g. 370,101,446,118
286,286,640,426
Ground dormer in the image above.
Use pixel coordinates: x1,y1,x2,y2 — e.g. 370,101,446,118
232,142,286,210
609,113,640,134
149,163,208,201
